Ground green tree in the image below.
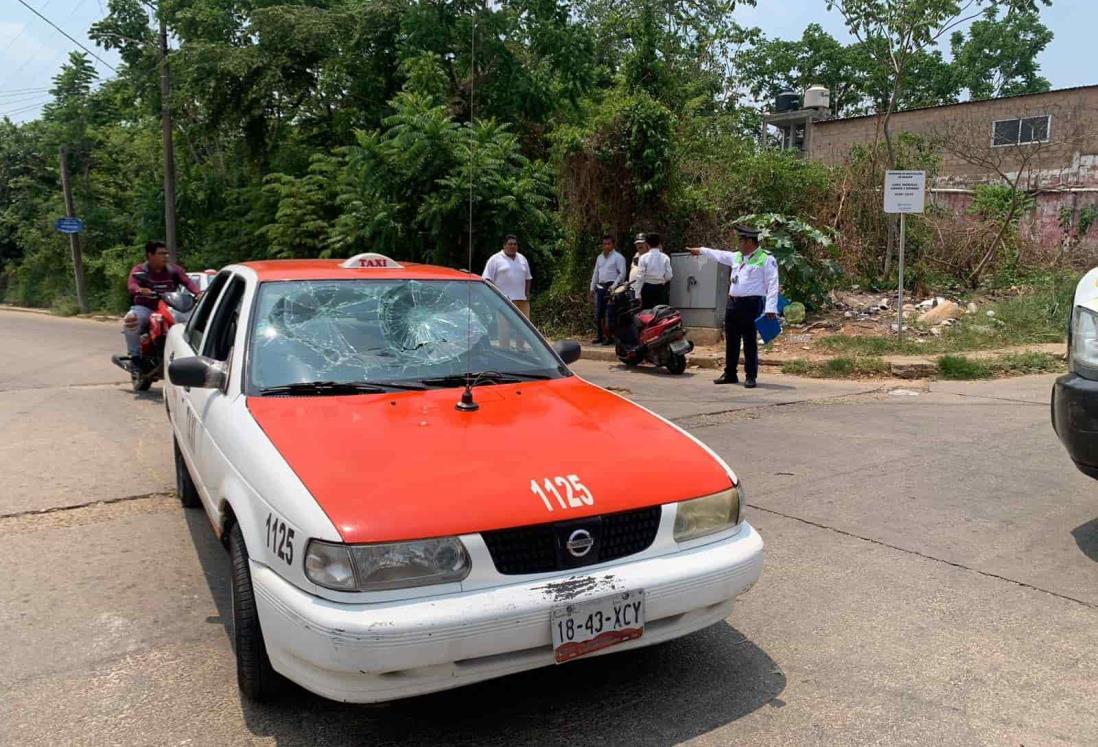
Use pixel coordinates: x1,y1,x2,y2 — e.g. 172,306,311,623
950,8,1053,100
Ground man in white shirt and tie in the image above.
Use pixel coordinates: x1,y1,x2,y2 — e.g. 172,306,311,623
635,232,672,309
688,224,779,389
589,234,626,345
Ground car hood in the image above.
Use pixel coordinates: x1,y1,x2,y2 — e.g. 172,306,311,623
246,376,734,543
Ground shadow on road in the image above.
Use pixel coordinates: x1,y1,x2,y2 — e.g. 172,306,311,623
243,623,783,746
1071,518,1098,564
183,509,783,745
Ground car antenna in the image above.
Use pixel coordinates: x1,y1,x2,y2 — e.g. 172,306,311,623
456,4,479,413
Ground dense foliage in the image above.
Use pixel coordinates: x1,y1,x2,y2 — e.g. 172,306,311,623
0,0,1058,318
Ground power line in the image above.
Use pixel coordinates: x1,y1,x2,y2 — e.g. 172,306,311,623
0,98,52,118
13,0,118,73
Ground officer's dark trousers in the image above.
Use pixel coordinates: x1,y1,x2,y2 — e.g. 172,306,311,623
641,282,669,310
724,296,764,380
594,285,611,340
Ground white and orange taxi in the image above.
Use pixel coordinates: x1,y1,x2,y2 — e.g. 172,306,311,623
165,253,764,703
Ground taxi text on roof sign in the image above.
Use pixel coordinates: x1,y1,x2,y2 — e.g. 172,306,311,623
341,253,404,269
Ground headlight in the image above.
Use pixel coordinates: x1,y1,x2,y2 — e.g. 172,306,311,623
304,537,470,592
673,486,743,543
1071,305,1098,380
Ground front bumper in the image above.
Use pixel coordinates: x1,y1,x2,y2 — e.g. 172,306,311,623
252,522,764,703
1052,372,1098,479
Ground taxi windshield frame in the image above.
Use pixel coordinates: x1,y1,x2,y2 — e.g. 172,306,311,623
243,277,569,396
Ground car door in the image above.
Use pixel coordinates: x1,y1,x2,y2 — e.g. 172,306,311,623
168,270,231,465
188,273,249,502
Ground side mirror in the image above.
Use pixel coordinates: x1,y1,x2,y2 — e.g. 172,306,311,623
553,339,582,365
168,355,227,390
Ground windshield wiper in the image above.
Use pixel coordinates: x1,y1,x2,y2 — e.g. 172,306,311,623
419,371,553,388
260,380,425,396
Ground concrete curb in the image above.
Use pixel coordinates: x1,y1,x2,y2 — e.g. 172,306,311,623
0,304,120,322
0,304,53,316
576,343,1065,379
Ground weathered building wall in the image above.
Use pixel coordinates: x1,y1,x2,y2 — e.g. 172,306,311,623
808,86,1098,257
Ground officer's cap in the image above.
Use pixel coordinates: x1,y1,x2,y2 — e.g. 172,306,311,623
633,232,648,245
734,224,761,239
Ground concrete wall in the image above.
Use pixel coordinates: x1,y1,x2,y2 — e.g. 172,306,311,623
809,86,1098,187
808,87,1098,257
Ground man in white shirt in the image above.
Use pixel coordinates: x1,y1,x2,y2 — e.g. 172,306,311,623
482,235,533,317
635,232,672,309
629,233,649,300
589,234,626,344
688,224,779,389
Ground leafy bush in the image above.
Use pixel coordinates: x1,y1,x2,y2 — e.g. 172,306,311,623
736,213,842,309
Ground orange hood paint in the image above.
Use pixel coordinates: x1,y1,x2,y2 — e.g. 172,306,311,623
246,377,733,544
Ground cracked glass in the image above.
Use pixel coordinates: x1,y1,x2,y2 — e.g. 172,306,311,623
248,279,562,391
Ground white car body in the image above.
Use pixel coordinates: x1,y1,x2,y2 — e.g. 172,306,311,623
165,259,764,703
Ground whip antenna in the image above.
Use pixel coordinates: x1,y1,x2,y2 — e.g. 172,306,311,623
456,3,479,412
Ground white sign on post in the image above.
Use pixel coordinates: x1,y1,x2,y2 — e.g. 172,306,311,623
883,170,926,340
883,170,926,214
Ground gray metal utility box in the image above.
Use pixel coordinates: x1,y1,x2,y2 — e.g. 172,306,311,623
669,252,730,329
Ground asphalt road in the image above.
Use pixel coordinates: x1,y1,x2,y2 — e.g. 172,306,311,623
2,309,1097,746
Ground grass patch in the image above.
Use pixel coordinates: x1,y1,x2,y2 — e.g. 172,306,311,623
50,297,81,317
782,355,890,378
781,358,813,375
995,351,1065,375
821,357,855,376
818,273,1075,356
937,354,993,379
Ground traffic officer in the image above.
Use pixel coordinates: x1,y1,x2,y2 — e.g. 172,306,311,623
635,232,672,309
688,224,779,389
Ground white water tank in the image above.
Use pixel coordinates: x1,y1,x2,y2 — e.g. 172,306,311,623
804,84,830,111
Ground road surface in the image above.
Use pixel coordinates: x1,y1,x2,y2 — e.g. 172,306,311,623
2,309,1096,746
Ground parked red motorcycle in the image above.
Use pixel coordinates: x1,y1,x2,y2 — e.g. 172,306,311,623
111,287,196,392
607,281,694,374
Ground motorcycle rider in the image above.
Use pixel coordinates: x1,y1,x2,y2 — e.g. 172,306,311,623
122,240,200,371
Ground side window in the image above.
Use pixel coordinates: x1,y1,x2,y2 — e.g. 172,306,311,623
186,271,231,352
203,276,246,362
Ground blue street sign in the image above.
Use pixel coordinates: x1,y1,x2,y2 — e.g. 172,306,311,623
54,217,85,234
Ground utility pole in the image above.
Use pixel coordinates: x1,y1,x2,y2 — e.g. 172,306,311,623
158,9,178,264
58,146,89,313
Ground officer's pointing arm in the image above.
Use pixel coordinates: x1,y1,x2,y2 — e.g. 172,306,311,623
691,247,738,267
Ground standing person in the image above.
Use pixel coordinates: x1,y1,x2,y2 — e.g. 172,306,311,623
688,224,779,389
482,234,533,317
635,231,672,309
122,240,201,371
628,233,648,300
589,234,626,345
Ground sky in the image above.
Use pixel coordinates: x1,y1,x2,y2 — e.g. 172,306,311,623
0,0,1092,123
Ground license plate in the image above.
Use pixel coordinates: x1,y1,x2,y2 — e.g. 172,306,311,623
551,590,644,663
669,339,690,354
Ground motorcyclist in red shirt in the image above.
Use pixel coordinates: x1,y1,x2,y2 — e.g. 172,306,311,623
122,241,200,370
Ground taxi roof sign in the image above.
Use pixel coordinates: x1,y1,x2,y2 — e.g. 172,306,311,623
341,253,403,270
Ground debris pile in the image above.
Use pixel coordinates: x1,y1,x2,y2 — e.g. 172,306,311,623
824,290,1004,337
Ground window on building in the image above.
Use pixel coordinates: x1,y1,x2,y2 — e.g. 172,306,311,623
992,115,1051,146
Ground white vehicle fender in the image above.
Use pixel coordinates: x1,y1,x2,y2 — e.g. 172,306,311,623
212,398,342,594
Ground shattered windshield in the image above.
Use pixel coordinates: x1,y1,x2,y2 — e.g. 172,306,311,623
248,279,563,392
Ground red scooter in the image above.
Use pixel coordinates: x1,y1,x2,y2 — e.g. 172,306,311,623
608,281,694,374
112,286,196,391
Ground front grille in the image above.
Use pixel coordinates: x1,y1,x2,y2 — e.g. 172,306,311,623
481,506,662,575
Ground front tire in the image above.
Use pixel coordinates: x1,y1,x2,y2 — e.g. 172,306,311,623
174,439,201,508
230,523,282,701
